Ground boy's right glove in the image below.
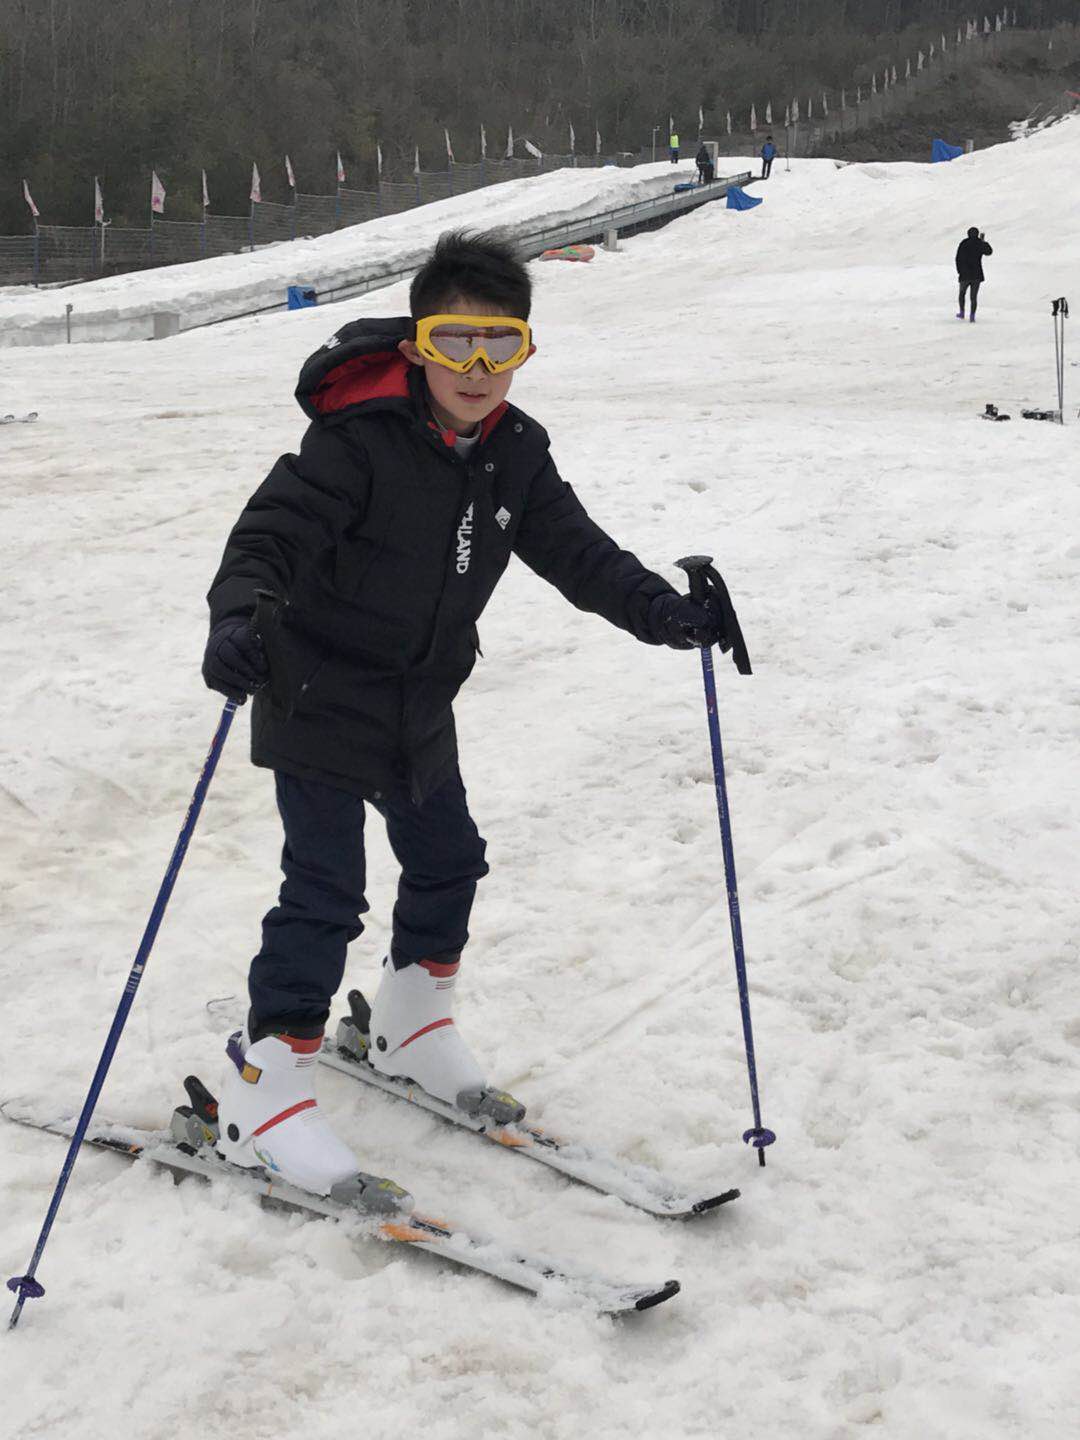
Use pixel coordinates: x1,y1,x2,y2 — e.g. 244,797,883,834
202,617,269,703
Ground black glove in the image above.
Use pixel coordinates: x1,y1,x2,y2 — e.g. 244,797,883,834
202,616,269,703
650,593,729,651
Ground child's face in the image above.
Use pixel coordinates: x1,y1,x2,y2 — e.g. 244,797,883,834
399,294,533,434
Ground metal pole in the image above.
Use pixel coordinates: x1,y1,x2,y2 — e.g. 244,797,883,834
7,701,240,1327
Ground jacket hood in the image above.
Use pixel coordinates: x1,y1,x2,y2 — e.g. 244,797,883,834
296,316,415,422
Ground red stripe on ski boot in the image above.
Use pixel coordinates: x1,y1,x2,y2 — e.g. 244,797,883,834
399,1018,454,1049
252,1099,317,1136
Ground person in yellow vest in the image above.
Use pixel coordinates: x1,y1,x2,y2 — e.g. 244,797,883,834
669,131,680,163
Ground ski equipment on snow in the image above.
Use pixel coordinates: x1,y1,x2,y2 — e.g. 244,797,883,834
7,700,239,1329
1053,296,1068,425
1,412,38,424
2,1093,681,1314
326,991,739,1217
982,404,1011,421
675,556,775,1168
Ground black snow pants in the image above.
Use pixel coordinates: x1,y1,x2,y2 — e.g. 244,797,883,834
959,278,982,317
249,768,489,1032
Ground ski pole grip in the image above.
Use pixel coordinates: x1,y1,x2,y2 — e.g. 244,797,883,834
675,554,713,604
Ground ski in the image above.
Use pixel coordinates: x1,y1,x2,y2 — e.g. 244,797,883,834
1,412,38,425
316,990,741,1220
2,1091,679,1315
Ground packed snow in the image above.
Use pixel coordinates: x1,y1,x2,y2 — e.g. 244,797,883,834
0,161,709,346
2,119,1079,1439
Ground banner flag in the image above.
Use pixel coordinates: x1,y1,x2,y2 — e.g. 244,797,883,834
202,168,210,209
414,146,420,175
523,138,542,159
480,123,487,158
569,121,575,153
506,124,514,158
250,163,261,204
376,144,382,177
596,127,601,155
94,177,104,224
285,154,296,189
444,128,455,162
151,170,166,214
22,180,39,219
698,104,704,133
336,150,346,183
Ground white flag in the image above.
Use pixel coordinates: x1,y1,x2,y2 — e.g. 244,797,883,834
250,163,261,204
808,96,814,119
750,104,757,131
444,128,455,163
22,179,39,219
891,65,898,83
414,146,420,175
506,124,514,158
784,104,791,127
569,121,575,153
822,91,828,116
841,90,846,110
202,168,210,209
523,138,542,159
596,128,601,155
480,123,487,159
793,96,800,122
906,58,912,78
94,176,104,224
726,111,732,135
765,101,773,125
871,73,877,94
376,144,382,177
698,105,704,133
336,150,346,183
151,170,166,215
285,154,296,189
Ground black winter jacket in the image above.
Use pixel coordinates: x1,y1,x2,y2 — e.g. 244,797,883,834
206,318,677,802
955,236,992,282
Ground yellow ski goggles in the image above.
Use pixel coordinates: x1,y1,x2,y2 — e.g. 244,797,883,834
413,314,532,374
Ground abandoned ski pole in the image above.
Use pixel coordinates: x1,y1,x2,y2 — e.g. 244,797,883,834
1052,297,1068,424
7,699,240,1329
675,556,775,1167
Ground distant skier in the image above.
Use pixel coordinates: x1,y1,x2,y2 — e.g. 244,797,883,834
760,136,777,179
695,143,712,184
956,226,993,322
669,130,680,163
200,230,728,1197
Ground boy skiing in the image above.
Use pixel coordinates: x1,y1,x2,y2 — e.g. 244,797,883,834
201,231,726,1197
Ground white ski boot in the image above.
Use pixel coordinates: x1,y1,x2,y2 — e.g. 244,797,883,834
217,1025,409,1209
367,956,526,1124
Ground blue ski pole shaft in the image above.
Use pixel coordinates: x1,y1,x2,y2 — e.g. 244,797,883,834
675,555,774,1166
7,699,239,1329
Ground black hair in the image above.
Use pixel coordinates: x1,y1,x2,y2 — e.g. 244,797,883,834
967,226,980,238
409,229,532,320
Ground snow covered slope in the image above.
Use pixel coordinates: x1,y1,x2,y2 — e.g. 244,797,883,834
3,121,1079,1439
0,161,702,346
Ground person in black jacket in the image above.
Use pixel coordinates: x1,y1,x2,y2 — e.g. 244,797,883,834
956,226,993,322
200,230,728,1194
695,142,713,184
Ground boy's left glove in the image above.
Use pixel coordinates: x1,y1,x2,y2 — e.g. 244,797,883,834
650,593,729,651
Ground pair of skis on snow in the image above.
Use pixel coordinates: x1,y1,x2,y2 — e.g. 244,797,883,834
1,412,37,425
6,990,739,1316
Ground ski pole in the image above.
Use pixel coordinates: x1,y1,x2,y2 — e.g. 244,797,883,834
7,698,240,1329
675,556,776,1167
1052,297,1068,424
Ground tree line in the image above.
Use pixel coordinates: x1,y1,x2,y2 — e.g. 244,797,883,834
1,1,1073,231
